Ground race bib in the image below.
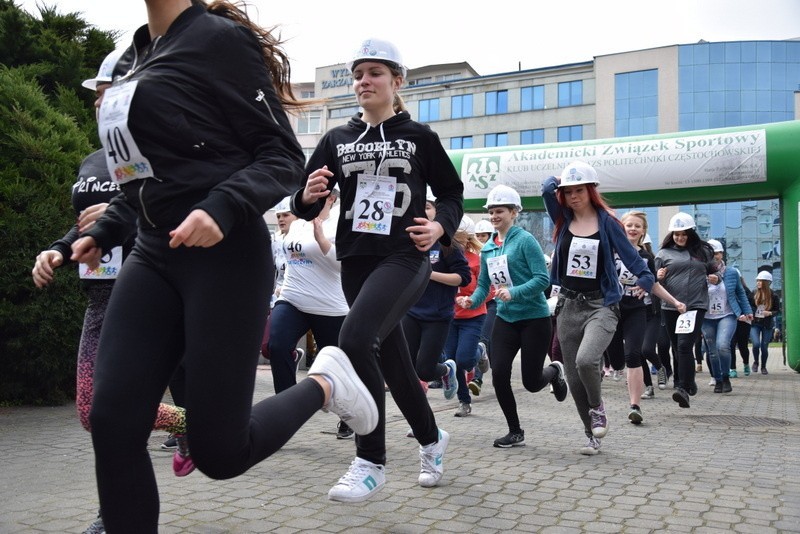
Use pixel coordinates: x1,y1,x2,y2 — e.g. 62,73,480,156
567,237,599,279
708,293,726,316
98,81,154,184
352,174,395,235
550,284,561,298
755,305,766,318
79,246,122,280
487,254,513,290
675,310,697,334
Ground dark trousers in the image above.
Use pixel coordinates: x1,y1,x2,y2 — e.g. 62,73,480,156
662,309,706,391
491,316,553,433
90,222,325,533
340,253,439,465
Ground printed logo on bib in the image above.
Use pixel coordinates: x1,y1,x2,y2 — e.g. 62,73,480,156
755,304,766,318
708,293,726,316
429,249,440,264
98,81,154,184
352,174,395,235
567,237,599,279
79,246,122,280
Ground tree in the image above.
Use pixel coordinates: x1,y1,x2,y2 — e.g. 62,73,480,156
0,1,118,404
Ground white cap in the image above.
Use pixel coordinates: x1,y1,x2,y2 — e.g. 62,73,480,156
756,271,773,282
707,239,724,253
81,48,125,91
474,219,493,234
271,196,292,214
668,212,696,232
483,184,522,212
457,215,475,236
347,38,407,77
558,161,599,188
543,254,552,268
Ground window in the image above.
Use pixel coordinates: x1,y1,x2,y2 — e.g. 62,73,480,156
558,80,583,107
485,90,508,115
302,147,314,162
615,69,658,137
296,110,321,134
418,98,440,122
484,132,508,147
557,125,583,142
520,129,544,145
451,94,473,118
521,85,545,111
329,105,361,119
300,90,315,99
450,136,473,150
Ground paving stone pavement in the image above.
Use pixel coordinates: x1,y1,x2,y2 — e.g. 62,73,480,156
1,348,799,533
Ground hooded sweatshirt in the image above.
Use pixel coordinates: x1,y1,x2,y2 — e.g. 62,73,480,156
292,111,463,260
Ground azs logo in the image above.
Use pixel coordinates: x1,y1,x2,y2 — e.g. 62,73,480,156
465,156,501,190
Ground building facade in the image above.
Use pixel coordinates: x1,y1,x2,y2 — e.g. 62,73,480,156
283,39,800,297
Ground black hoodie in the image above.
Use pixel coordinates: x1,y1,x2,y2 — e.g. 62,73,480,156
293,111,463,260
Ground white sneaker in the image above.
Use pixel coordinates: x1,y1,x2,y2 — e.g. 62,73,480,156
328,457,385,502
308,346,378,436
477,342,490,373
579,436,601,456
419,428,449,487
709,377,716,386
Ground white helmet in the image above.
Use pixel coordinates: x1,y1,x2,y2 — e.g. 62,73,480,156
474,219,493,234
457,215,475,236
756,271,773,282
271,196,292,214
543,254,552,268
484,184,522,212
558,161,599,188
81,48,125,91
707,239,724,253
347,38,407,77
425,186,436,203
668,212,696,232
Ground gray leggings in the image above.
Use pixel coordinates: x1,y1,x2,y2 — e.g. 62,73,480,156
556,296,619,436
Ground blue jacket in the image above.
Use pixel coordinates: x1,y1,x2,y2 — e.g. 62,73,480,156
710,267,753,319
407,243,471,322
542,176,654,306
469,225,550,322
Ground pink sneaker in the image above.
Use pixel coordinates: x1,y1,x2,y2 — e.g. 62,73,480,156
172,434,196,477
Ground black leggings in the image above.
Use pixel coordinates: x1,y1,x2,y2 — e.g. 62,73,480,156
340,253,438,465
640,310,664,387
607,305,647,370
402,315,451,381
491,316,553,434
90,223,326,534
662,309,706,391
730,320,751,368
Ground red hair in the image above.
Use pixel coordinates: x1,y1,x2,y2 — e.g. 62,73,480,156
552,184,622,242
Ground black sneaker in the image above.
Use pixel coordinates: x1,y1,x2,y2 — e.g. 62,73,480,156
160,435,178,450
427,379,443,389
672,387,690,408
549,361,568,402
336,420,354,439
722,377,732,393
493,430,525,448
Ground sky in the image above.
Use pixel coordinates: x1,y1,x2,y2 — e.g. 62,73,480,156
18,0,800,82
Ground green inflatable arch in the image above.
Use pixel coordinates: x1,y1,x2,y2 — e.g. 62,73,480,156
447,120,800,371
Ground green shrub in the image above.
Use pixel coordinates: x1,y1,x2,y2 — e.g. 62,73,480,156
0,67,92,405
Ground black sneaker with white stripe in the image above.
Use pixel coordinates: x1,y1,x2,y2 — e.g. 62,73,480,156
493,430,525,448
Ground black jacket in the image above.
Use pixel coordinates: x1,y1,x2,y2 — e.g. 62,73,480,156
86,6,304,250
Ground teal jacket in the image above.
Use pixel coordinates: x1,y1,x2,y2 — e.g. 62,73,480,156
469,225,550,322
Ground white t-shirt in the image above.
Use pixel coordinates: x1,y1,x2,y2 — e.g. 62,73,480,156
278,207,349,316
271,230,290,308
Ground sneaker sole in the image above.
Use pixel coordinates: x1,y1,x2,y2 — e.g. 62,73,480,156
468,383,481,396
550,361,569,402
628,412,643,425
328,481,385,503
579,447,600,456
672,391,690,408
493,440,525,448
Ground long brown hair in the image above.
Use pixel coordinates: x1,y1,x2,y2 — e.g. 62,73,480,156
195,1,305,109
551,183,621,243
754,279,773,310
